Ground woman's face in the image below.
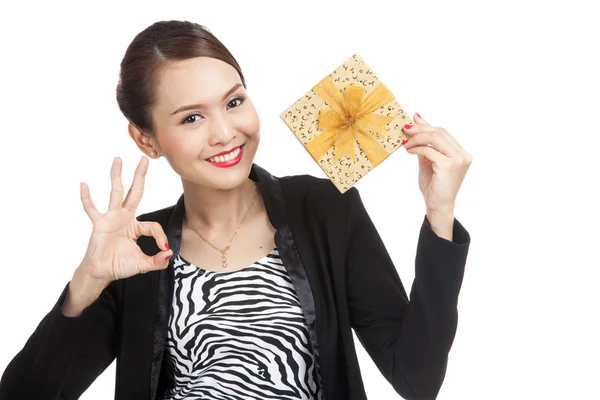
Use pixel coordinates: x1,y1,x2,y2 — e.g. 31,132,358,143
147,56,260,191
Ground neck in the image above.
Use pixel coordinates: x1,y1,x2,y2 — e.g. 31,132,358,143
182,178,258,232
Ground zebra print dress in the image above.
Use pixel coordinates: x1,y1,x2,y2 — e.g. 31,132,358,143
159,247,322,400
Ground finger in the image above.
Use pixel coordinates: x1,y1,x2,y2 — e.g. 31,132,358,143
414,112,429,125
137,221,170,252
411,112,457,147
108,157,125,211
123,156,149,213
80,182,101,222
414,112,466,151
403,126,457,157
409,114,472,162
405,144,450,165
404,123,463,156
430,127,469,160
136,221,172,274
140,249,172,274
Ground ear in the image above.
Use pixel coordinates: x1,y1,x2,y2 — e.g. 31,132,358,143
128,122,158,157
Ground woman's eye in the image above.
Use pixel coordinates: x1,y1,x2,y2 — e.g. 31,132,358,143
181,97,244,124
228,97,245,109
182,113,202,124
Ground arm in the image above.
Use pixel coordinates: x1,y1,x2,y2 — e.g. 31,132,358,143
345,188,470,400
0,275,120,400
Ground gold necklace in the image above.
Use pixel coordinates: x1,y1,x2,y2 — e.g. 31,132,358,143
185,185,259,268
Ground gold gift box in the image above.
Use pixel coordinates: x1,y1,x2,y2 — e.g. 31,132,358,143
280,53,412,193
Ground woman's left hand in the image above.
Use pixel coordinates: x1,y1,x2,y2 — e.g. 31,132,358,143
402,113,472,218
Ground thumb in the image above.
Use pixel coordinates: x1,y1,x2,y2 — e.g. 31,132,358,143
413,112,428,125
145,249,172,273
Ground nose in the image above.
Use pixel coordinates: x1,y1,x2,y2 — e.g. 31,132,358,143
207,112,235,146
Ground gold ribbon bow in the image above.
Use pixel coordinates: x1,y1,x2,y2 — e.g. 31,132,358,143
305,77,396,167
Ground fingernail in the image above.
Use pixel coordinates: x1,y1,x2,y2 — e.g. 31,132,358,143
404,124,413,130
165,242,169,250
402,139,409,145
416,112,422,119
165,254,171,260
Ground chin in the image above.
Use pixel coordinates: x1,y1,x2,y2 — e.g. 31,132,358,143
202,153,255,191
204,169,251,191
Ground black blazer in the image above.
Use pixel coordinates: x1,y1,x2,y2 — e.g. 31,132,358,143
0,164,471,400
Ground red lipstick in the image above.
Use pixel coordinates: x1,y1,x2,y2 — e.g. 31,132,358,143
205,145,244,168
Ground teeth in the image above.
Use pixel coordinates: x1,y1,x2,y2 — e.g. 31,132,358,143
209,147,241,163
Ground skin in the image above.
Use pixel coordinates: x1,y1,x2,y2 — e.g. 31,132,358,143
402,113,473,241
63,56,472,316
128,56,472,254
128,56,275,272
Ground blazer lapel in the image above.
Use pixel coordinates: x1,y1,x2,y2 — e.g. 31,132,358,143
148,164,324,399
148,193,183,400
250,164,325,394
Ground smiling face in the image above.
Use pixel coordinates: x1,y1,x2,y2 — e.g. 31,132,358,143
142,56,260,191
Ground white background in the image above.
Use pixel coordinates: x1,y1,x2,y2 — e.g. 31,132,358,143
1,1,598,399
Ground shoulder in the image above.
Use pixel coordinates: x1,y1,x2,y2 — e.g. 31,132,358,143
280,173,356,197
278,173,360,217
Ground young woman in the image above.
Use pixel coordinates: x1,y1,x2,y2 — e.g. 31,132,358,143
0,20,472,400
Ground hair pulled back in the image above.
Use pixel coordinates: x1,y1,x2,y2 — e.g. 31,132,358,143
116,20,246,135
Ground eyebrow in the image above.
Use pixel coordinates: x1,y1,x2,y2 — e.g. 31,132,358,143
170,83,243,115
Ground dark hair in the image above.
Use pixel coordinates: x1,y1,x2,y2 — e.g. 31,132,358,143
116,20,246,136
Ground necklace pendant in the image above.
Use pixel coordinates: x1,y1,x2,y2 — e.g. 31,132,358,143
222,253,227,268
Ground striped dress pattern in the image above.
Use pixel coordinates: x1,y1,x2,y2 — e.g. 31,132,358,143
159,247,322,399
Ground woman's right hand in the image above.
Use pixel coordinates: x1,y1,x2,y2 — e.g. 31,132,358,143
79,156,172,286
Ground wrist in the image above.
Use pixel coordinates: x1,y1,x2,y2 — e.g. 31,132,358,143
74,264,111,292
426,210,455,241
61,267,109,317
